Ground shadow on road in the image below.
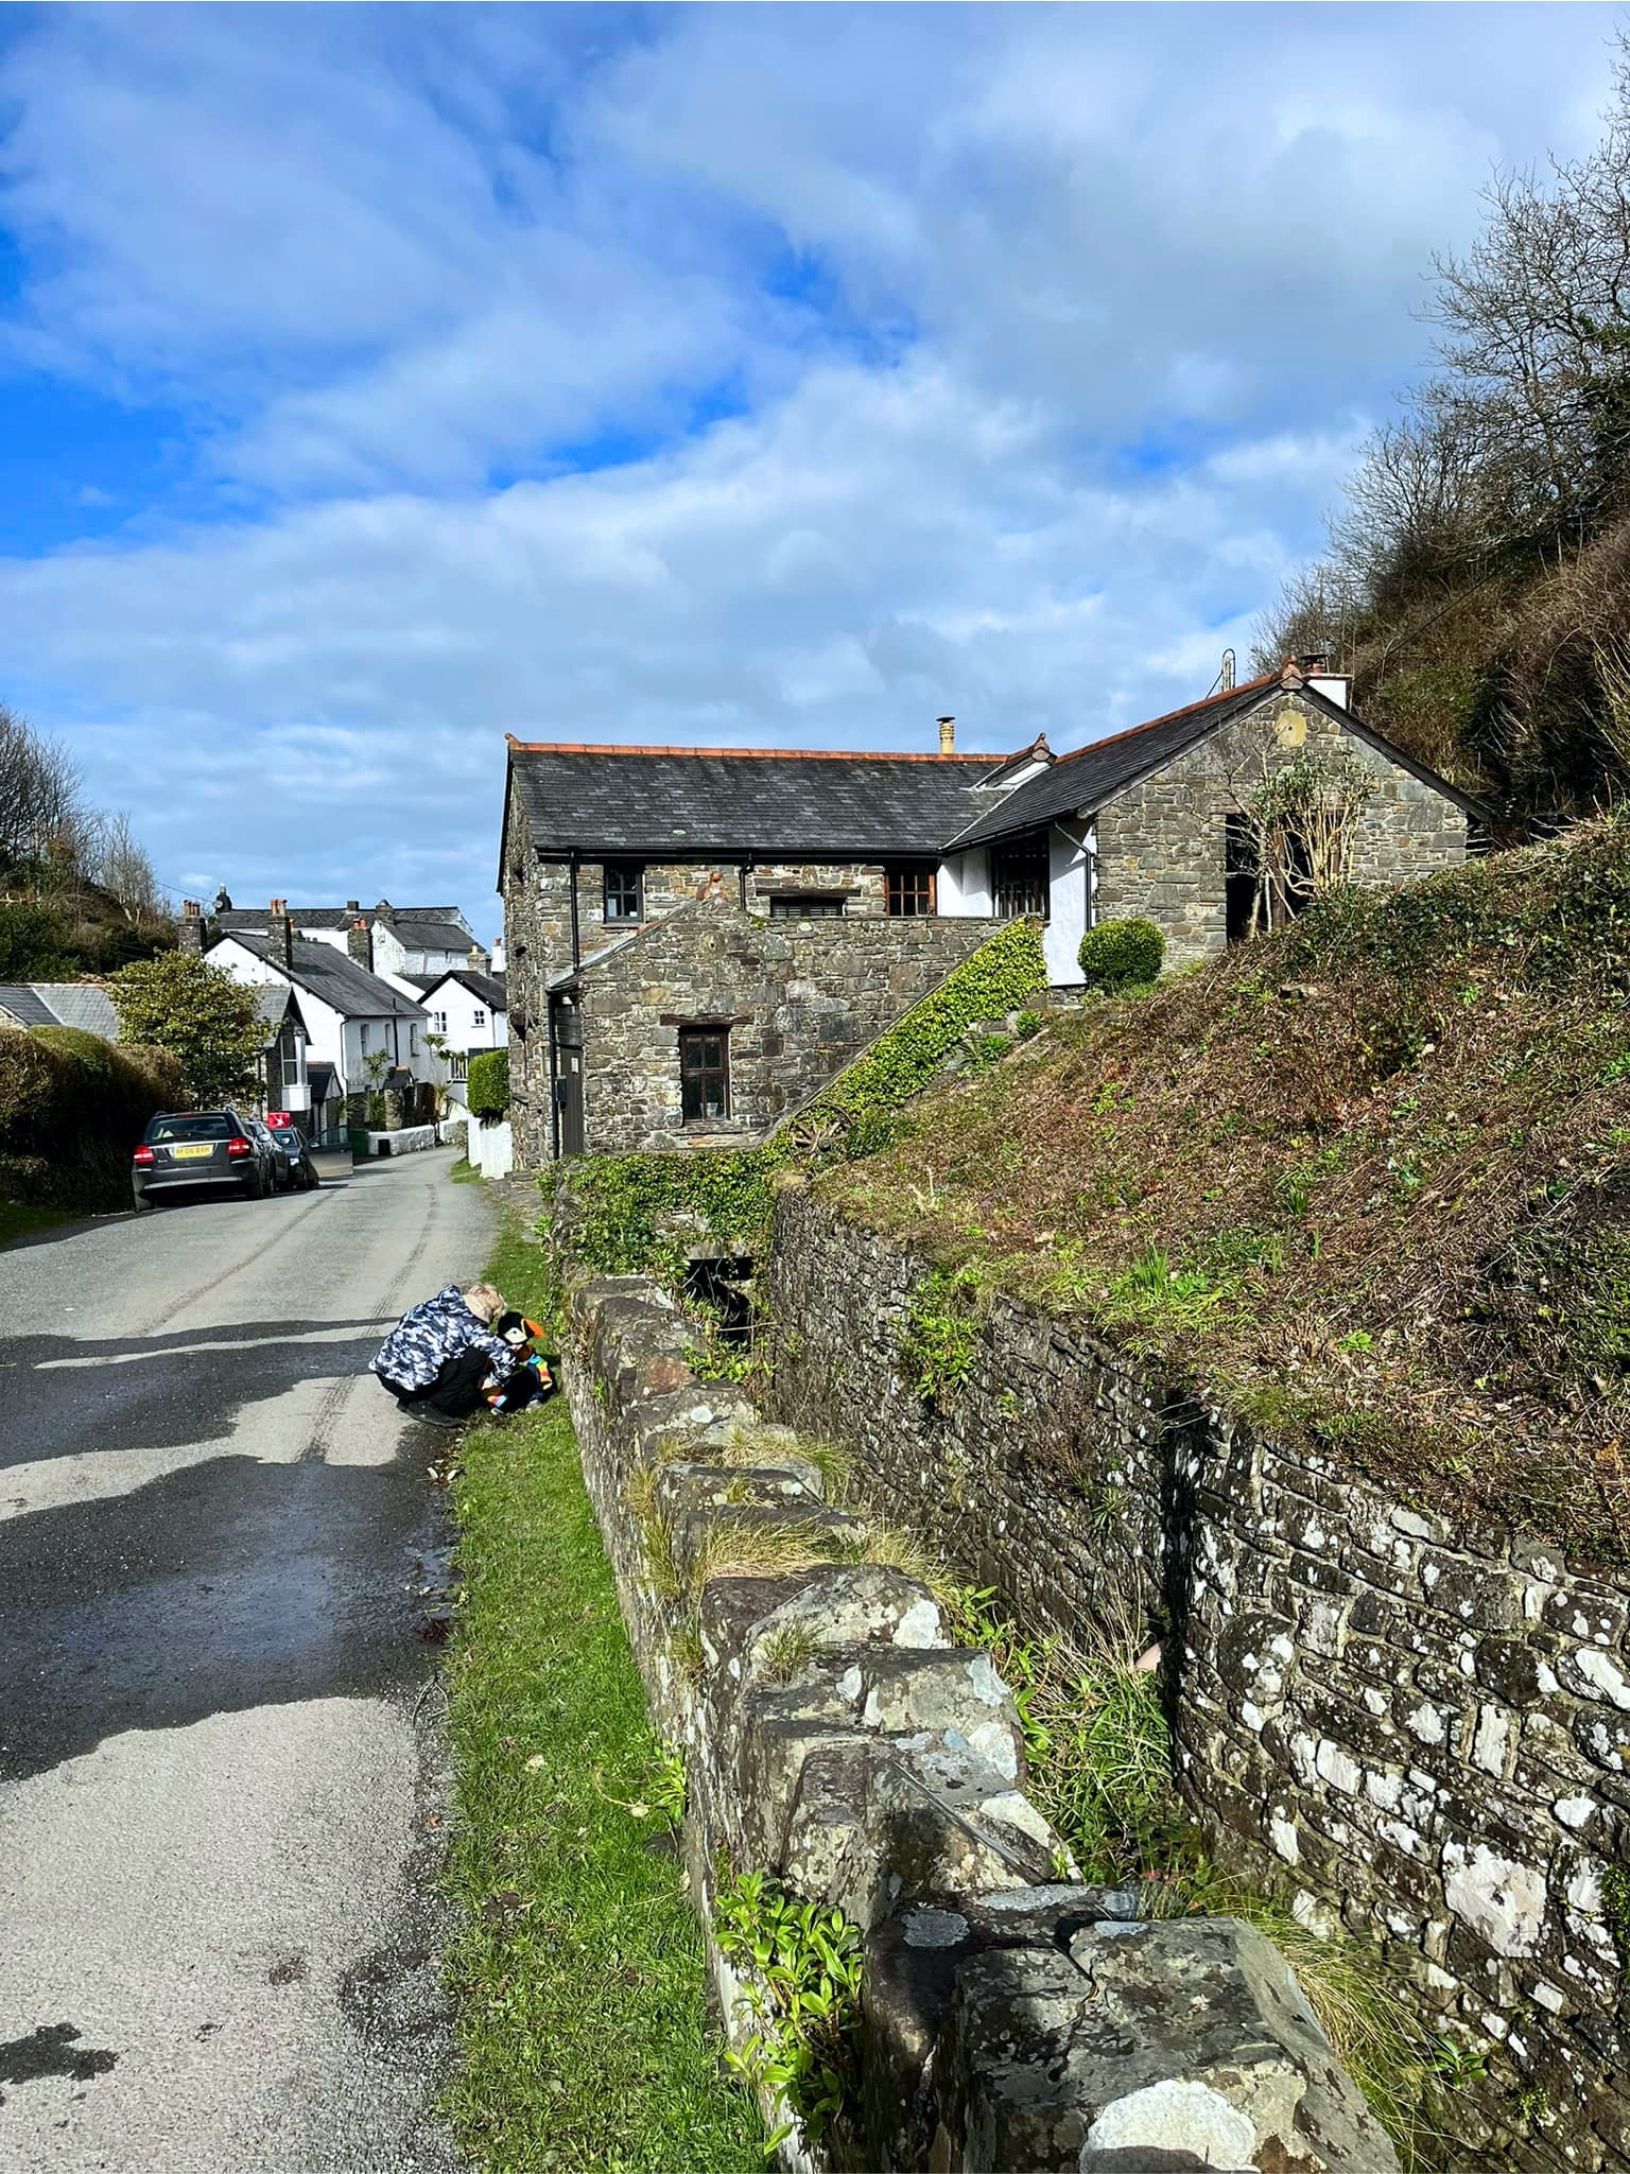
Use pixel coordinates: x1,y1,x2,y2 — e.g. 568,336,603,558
0,1322,394,1471
0,1426,450,1785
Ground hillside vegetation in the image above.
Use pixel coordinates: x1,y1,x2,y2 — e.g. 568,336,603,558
821,822,1630,1568
1262,40,1630,823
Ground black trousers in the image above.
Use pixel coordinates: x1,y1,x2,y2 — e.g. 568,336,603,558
393,1349,491,1421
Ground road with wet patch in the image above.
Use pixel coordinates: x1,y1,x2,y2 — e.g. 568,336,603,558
0,1147,489,2172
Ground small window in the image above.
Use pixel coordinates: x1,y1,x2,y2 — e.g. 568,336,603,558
409,1025,419,1056
768,894,845,918
604,862,645,923
886,865,936,917
472,1007,486,1029
991,836,1049,920
430,1010,447,1034
360,1022,372,1052
680,1027,730,1122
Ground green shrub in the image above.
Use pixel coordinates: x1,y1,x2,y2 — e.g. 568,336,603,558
467,1048,510,1121
1078,917,1164,993
0,1025,182,1209
0,899,73,979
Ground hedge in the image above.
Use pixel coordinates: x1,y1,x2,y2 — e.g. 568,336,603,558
557,918,1048,1277
0,1025,184,1210
467,1048,510,1122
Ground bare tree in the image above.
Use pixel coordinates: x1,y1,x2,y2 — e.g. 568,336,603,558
0,705,83,873
92,811,164,922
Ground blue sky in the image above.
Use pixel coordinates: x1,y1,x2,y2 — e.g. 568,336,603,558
0,3,1617,938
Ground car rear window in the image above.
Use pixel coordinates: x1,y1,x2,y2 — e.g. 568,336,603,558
149,1114,234,1143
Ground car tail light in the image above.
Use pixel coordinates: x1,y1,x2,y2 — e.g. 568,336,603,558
133,1145,155,1165
226,1137,253,1159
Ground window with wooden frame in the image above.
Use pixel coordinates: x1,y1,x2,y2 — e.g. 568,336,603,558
885,863,936,917
679,1027,730,1122
990,835,1049,920
603,861,645,923
768,893,845,918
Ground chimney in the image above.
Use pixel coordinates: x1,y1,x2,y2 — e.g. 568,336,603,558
267,898,294,969
347,915,371,968
179,899,205,956
937,715,956,755
468,941,490,971
1220,647,1236,693
345,899,360,914
374,898,395,927
1279,655,1306,691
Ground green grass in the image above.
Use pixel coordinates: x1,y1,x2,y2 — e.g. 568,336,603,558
448,1156,483,1185
0,1199,78,1249
442,1225,759,2174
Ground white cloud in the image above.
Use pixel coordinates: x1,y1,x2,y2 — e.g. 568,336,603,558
0,3,1617,924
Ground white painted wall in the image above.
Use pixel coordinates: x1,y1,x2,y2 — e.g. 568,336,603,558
421,973,507,1108
472,1117,514,1179
1045,822,1095,986
208,935,435,1100
937,850,992,916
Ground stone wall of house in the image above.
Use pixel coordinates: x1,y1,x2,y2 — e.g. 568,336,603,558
502,782,952,1163
561,1265,1396,2173
1093,691,1471,967
766,1186,1630,2174
569,896,998,1155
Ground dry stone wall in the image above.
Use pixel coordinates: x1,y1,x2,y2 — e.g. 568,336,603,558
767,1187,1630,2173
562,1266,1395,2173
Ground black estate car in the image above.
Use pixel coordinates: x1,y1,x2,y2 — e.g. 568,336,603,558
132,1110,278,1210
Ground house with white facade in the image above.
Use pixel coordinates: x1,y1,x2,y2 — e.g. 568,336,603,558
190,901,432,1135
211,896,484,993
409,966,507,1109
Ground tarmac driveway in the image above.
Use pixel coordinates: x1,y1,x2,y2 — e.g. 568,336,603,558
0,1147,491,2172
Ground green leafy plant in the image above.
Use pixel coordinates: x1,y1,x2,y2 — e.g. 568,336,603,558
466,1047,510,1121
109,949,266,1105
899,1264,982,1410
1078,916,1164,993
713,1872,863,2151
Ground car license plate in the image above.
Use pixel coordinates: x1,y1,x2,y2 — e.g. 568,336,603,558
172,1144,214,1161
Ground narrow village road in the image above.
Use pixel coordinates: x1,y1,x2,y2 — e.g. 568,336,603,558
0,1148,490,2173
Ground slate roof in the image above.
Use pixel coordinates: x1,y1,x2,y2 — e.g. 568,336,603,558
0,984,60,1029
216,904,468,940
29,983,121,1039
219,932,424,1018
947,676,1488,849
419,966,507,1011
506,737,1021,858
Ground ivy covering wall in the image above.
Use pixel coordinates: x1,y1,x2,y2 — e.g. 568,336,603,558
554,917,1045,1277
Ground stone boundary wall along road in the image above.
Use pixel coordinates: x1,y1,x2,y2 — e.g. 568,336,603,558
560,1266,1396,2173
766,1187,1630,2174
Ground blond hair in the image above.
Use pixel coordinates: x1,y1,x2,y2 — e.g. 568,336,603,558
463,1282,505,1323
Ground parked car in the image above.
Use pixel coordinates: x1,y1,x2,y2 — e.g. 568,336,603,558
131,1110,277,1210
247,1116,292,1191
272,1127,320,1191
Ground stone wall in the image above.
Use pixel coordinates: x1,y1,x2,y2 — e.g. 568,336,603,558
569,896,998,1155
502,779,966,1165
1094,691,1471,967
766,1187,1630,2174
561,1265,1395,2173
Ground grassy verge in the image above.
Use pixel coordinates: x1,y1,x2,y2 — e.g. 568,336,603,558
0,1199,78,1249
448,1156,482,1184
442,1212,760,2174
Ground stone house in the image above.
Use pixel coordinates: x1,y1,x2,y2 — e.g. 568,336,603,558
500,659,1480,1165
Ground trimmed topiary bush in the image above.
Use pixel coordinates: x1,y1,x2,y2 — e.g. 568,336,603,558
1078,917,1164,994
467,1048,510,1121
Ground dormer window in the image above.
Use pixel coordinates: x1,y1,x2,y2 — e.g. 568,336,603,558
604,862,645,923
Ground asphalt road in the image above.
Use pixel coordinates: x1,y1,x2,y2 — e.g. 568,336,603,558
0,1147,493,2173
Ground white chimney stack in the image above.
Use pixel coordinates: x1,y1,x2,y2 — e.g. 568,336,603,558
937,715,956,754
